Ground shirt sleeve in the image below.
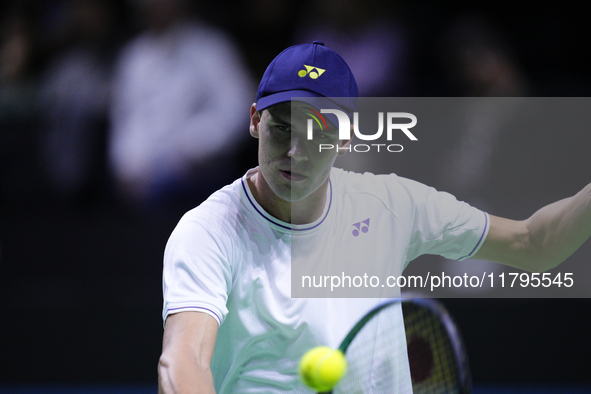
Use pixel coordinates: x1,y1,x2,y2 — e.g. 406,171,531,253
162,208,234,327
394,176,490,265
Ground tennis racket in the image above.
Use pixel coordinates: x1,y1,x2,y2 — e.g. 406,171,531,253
324,298,471,394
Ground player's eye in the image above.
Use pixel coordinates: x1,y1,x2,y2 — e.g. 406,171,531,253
273,124,291,133
314,131,336,142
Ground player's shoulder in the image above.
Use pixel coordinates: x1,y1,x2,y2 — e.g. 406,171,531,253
330,167,431,199
178,177,244,229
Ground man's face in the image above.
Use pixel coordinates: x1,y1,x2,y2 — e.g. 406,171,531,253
250,101,348,203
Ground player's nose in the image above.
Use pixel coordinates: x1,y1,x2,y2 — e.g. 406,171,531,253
288,134,309,162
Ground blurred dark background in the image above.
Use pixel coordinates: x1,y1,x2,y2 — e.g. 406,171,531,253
1,0,590,390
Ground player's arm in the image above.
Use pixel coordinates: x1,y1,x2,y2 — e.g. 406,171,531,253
158,311,218,394
473,183,591,272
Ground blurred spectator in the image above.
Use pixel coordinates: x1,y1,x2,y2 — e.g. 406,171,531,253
37,0,126,206
108,0,254,213
0,11,36,88
294,0,412,96
434,14,530,293
0,7,43,207
436,14,530,202
438,13,529,97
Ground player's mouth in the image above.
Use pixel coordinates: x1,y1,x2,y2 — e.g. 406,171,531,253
280,170,308,182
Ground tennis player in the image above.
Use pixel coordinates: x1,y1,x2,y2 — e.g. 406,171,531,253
158,42,591,393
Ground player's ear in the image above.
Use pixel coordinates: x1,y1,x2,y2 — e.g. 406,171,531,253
250,103,260,138
337,123,354,156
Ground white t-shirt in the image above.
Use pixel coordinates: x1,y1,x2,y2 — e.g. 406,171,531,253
162,167,489,393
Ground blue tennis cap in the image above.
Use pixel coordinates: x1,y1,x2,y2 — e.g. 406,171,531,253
256,41,358,117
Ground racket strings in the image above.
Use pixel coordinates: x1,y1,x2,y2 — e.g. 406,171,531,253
334,303,409,393
327,299,470,394
403,302,462,394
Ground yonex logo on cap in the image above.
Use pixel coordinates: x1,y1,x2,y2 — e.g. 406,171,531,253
255,42,358,114
298,65,326,79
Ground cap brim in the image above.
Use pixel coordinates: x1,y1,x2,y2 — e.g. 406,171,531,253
257,90,325,112
257,90,356,122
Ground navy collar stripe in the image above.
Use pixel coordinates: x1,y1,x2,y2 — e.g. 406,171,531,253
241,178,332,232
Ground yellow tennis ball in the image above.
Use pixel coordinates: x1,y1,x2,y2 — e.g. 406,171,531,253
299,346,347,392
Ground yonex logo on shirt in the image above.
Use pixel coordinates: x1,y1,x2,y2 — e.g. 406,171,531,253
352,219,370,237
298,65,326,79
